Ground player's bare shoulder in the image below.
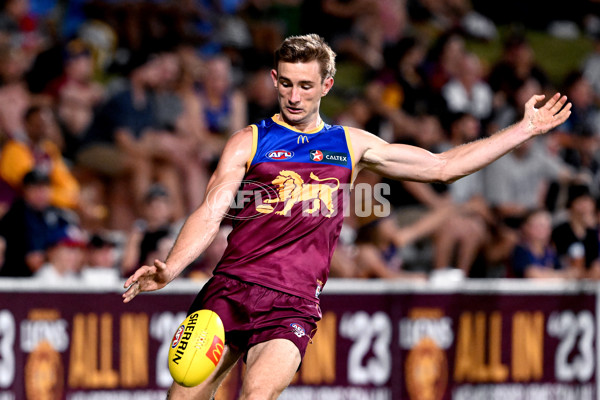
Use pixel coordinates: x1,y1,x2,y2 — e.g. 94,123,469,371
345,126,388,167
229,125,254,148
222,125,255,168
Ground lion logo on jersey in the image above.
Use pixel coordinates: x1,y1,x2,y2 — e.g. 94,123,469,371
262,170,340,217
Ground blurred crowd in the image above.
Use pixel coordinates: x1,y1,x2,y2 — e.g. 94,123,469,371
0,0,599,284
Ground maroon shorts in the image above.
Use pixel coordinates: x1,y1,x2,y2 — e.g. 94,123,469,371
188,274,322,360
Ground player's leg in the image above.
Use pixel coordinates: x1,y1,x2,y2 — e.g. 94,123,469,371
167,344,243,400
239,338,301,400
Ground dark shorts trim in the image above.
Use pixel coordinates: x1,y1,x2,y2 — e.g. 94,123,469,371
188,274,322,360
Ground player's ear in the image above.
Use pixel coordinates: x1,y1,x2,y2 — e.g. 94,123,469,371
270,69,278,88
322,77,334,97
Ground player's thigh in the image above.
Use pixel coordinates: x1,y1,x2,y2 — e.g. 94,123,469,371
240,338,301,400
167,344,242,400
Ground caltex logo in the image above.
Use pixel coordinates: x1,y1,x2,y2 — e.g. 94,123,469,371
310,150,324,162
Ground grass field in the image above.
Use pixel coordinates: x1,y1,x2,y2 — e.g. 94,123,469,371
467,26,595,87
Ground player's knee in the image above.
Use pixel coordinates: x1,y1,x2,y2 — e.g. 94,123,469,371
240,379,289,400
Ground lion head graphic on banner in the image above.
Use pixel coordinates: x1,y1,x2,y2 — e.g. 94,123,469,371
405,337,448,400
25,340,63,400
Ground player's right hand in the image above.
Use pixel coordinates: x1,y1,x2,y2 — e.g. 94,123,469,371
122,259,172,303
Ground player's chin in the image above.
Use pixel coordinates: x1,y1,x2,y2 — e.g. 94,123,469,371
283,107,305,119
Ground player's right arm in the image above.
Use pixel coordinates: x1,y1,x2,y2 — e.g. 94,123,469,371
122,126,254,303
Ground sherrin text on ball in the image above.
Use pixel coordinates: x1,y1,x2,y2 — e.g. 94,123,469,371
168,310,225,387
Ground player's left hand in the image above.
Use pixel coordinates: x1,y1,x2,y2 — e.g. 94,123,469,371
122,259,172,303
523,93,571,136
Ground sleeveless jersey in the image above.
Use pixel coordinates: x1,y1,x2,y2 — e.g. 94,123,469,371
214,115,354,302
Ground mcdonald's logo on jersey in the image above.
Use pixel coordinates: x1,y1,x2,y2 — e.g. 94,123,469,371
206,335,225,366
297,135,310,144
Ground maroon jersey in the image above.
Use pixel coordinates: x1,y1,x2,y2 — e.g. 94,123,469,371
213,115,354,301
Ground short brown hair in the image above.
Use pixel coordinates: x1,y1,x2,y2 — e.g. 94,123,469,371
274,34,336,81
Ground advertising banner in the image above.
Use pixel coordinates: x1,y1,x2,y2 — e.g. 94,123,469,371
0,282,596,399
0,290,196,400
287,290,596,400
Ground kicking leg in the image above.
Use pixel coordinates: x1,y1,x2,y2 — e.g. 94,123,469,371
239,339,301,400
167,344,242,400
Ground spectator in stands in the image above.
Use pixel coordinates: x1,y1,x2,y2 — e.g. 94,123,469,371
0,169,77,277
75,50,161,223
80,233,121,285
245,67,279,123
324,0,387,70
365,36,446,142
554,71,600,199
0,104,80,209
169,44,213,210
511,208,581,279
0,45,31,141
302,0,386,70
195,54,248,160
147,50,209,216
422,30,466,93
0,0,46,62
487,76,585,213
373,0,408,47
120,184,182,277
329,222,360,278
378,36,430,113
34,223,88,284
483,136,573,224
335,95,374,132
487,32,550,109
558,71,600,138
441,52,493,122
582,32,600,102
77,51,191,228
407,0,497,40
551,184,600,279
482,133,575,271
354,205,456,279
44,38,105,163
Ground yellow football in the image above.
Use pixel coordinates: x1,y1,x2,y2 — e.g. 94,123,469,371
168,310,225,387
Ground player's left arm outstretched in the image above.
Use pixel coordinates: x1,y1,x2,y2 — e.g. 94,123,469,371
351,93,571,182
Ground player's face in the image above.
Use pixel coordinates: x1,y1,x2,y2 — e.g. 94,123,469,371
271,60,333,131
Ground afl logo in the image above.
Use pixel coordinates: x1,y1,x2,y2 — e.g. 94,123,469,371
310,150,324,162
267,150,294,160
171,325,185,348
290,323,306,338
